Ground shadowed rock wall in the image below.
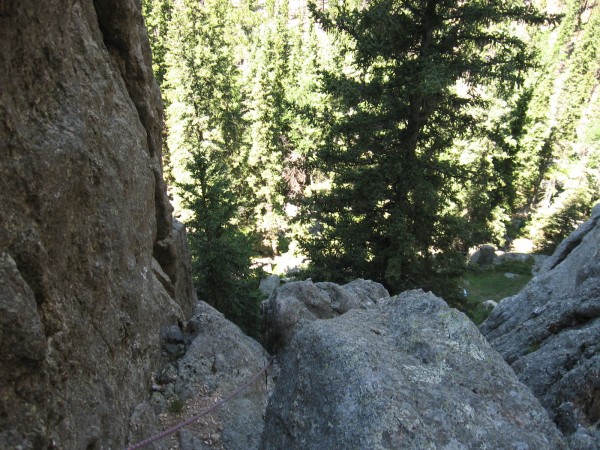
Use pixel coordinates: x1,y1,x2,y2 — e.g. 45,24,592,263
481,204,600,447
0,0,195,447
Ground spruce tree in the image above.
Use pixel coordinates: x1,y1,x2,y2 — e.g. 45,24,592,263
241,0,329,256
242,0,293,255
163,0,261,334
516,0,599,252
142,0,172,87
300,0,552,301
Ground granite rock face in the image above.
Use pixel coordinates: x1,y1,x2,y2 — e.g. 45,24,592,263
261,289,566,449
0,1,195,448
162,302,272,450
261,278,389,352
481,205,600,446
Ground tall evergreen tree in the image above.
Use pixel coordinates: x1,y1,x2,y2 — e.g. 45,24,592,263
142,0,172,87
454,83,534,246
242,0,294,254
300,0,552,300
163,0,261,334
241,0,330,255
516,0,599,252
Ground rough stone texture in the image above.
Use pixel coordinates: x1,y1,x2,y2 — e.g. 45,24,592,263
154,219,197,316
179,429,208,450
0,1,195,448
151,301,272,450
261,279,389,353
481,204,600,442
0,253,48,364
127,401,167,450
92,0,174,247
261,289,566,449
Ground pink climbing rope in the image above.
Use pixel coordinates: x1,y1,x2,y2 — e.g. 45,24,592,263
125,357,274,450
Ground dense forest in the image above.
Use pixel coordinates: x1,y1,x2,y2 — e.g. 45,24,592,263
141,0,599,334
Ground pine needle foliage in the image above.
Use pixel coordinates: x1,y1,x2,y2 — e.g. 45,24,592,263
164,0,263,336
299,0,554,302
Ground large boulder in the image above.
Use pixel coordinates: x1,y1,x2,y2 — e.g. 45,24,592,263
0,1,195,447
261,279,389,352
469,244,497,266
261,289,566,449
481,204,600,445
150,301,272,450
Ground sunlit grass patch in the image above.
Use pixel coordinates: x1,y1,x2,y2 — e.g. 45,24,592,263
463,258,534,324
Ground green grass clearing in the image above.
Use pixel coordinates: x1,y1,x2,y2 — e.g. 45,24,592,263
464,271,531,303
462,258,534,324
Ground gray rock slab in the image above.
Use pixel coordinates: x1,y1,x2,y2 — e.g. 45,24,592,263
174,301,272,450
0,1,194,447
259,275,281,297
261,290,566,449
470,244,497,266
481,204,600,438
261,278,389,353
126,402,167,450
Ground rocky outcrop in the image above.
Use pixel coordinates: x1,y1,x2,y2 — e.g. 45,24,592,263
261,289,566,449
0,1,195,448
149,301,272,450
481,204,600,446
153,220,197,315
261,278,389,352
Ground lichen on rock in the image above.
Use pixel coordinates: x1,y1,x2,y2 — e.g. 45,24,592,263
261,289,566,449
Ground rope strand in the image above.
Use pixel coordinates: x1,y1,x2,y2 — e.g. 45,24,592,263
126,357,273,450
